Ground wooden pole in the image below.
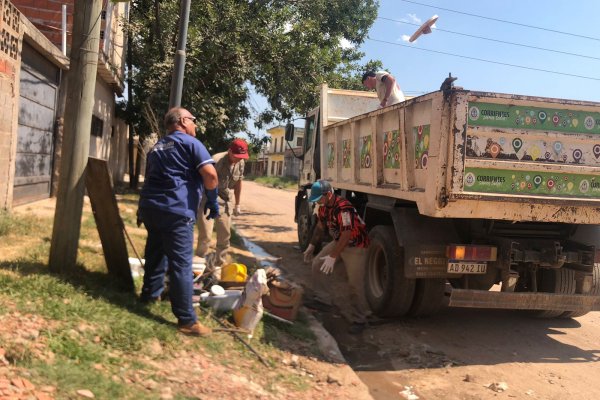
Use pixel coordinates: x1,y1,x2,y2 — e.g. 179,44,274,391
49,0,102,273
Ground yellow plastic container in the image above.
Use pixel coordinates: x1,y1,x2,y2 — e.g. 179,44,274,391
221,263,247,283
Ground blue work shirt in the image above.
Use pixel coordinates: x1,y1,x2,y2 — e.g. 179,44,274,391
139,131,214,220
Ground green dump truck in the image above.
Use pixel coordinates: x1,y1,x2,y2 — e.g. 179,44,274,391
288,81,600,318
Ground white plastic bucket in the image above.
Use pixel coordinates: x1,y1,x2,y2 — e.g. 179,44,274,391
201,290,242,312
128,257,145,278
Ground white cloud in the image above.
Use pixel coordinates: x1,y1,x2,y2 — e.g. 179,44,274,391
407,13,421,24
401,34,411,42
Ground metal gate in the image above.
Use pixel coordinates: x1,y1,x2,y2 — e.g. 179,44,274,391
13,43,59,206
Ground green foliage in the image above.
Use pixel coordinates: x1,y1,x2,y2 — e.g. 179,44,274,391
247,175,298,190
0,210,38,237
125,0,380,153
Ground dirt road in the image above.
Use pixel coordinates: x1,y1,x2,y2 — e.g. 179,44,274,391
235,181,600,400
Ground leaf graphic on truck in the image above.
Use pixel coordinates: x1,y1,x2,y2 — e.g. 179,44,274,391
384,130,401,169
414,125,430,169
342,139,352,168
327,143,335,169
360,135,372,169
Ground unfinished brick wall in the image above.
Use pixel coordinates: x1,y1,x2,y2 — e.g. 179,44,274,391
0,0,21,210
11,0,74,50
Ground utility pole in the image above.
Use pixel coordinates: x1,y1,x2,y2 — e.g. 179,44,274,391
49,0,102,273
169,0,191,108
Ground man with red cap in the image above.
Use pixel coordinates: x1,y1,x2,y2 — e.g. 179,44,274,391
196,138,249,272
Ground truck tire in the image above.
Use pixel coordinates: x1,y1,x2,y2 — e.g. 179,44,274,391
297,200,314,252
560,263,600,318
365,225,415,317
534,268,577,318
409,278,446,317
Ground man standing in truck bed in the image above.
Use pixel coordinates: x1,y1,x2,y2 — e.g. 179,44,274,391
362,70,405,108
303,179,372,334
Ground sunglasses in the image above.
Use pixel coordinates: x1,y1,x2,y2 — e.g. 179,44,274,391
183,116,197,123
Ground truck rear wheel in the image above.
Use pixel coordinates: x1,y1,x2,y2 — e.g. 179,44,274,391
534,268,576,318
365,226,415,317
409,279,446,317
560,263,600,318
297,200,314,252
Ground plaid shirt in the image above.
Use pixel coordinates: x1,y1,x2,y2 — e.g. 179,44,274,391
317,195,369,248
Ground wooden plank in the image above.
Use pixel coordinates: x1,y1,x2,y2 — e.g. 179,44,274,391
85,157,135,291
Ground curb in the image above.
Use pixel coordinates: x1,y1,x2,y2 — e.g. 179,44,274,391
301,308,346,364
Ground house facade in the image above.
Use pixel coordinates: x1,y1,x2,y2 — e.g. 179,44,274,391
266,126,285,176
0,0,128,209
265,125,304,178
0,1,68,209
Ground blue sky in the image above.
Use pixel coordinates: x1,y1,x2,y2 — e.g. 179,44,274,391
365,0,600,100
248,0,600,135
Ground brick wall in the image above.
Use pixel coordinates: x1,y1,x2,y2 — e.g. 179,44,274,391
11,0,74,51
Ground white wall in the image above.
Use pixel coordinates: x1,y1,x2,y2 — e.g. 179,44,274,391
89,77,115,160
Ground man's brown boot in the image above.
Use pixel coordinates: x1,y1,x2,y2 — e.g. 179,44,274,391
178,322,212,337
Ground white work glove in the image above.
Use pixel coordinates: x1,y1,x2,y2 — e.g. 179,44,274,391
319,255,336,275
303,244,315,263
233,204,241,216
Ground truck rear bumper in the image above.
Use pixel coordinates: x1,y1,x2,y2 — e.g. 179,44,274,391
449,289,600,312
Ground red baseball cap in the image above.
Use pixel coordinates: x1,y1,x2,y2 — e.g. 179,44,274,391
229,138,249,159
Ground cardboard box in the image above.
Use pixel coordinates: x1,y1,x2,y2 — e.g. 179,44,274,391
262,279,304,321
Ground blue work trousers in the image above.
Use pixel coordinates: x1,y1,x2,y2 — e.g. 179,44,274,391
140,207,196,326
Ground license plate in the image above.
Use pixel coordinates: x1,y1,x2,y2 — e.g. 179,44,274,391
447,262,487,274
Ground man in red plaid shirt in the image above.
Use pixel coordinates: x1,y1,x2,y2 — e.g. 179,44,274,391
303,179,371,334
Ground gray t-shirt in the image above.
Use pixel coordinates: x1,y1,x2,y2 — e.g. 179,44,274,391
212,151,245,202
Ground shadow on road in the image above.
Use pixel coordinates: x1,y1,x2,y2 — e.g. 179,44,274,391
316,306,600,372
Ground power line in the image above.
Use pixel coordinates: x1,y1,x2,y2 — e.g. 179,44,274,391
399,0,600,42
378,17,600,62
367,38,600,81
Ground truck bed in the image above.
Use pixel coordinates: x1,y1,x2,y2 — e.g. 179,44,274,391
321,88,600,224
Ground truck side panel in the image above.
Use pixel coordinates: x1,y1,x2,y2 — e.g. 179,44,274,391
321,90,600,224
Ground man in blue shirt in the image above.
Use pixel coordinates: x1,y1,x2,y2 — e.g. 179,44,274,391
138,107,219,337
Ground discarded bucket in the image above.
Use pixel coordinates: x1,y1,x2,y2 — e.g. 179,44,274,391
128,257,145,278
221,263,247,283
233,304,263,338
201,290,242,313
192,262,206,277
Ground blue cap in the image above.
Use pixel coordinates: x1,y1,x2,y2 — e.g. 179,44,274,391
308,180,332,202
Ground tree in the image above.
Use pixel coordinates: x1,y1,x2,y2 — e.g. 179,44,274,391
124,0,380,153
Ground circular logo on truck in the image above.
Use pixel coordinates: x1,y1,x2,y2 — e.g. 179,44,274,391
464,172,476,187
584,116,595,130
469,106,480,121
